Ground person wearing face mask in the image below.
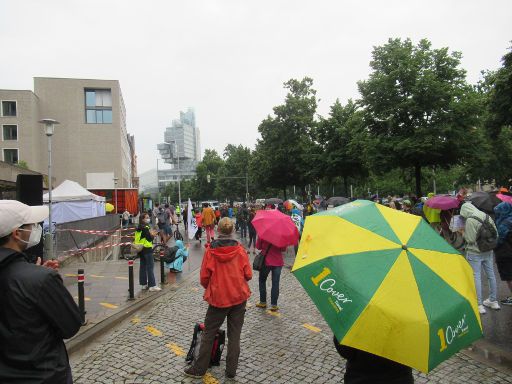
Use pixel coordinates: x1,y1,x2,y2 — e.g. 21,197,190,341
0,200,82,384
134,213,161,292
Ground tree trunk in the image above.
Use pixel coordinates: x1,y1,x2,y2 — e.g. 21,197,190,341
343,176,348,197
414,164,422,197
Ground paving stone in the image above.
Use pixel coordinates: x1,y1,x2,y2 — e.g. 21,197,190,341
71,262,512,383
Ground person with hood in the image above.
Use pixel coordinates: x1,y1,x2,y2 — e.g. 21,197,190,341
493,202,512,305
165,239,189,273
0,200,82,384
460,202,500,313
184,218,252,380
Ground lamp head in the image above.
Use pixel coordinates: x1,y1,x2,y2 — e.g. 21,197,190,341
39,118,60,136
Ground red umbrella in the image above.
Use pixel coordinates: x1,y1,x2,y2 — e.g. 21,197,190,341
425,195,460,210
251,209,299,247
497,193,512,204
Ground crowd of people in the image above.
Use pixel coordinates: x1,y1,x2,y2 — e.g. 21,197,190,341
1,187,511,383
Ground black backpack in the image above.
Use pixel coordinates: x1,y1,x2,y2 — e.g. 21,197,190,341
186,323,225,367
161,246,179,263
469,215,498,252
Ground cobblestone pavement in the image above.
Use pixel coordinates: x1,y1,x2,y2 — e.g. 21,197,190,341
70,258,512,384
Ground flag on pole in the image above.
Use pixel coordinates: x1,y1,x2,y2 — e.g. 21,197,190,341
187,198,198,240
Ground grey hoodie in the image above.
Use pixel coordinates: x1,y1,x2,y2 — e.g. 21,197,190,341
460,202,497,254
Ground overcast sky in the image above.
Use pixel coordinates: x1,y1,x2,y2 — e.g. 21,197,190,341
1,0,511,174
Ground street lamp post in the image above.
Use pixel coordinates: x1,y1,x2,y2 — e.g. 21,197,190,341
175,141,181,207
156,158,160,204
39,118,59,259
113,177,119,215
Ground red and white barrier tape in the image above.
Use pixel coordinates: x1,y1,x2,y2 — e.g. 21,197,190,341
56,227,135,235
62,241,133,254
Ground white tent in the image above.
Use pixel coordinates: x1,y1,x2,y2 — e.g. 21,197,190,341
43,180,106,224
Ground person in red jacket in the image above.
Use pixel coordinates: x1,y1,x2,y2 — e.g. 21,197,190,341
184,217,252,380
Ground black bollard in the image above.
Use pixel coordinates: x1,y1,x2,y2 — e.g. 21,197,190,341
128,259,134,300
77,269,87,325
160,249,166,285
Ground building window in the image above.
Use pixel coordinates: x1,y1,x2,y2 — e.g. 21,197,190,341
1,101,17,117
85,89,112,124
3,149,18,164
2,125,18,140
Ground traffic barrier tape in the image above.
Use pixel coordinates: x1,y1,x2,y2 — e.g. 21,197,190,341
62,241,133,255
56,227,136,235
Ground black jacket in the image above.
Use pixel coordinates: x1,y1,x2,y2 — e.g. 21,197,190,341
333,336,414,384
0,247,82,384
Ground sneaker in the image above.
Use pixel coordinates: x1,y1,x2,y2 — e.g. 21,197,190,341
183,367,204,379
255,302,267,308
270,305,279,312
500,296,512,306
149,286,162,292
140,285,148,290
483,298,501,310
478,305,487,314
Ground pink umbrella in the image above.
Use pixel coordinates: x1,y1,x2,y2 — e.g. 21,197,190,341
497,193,512,204
425,195,460,210
251,209,299,247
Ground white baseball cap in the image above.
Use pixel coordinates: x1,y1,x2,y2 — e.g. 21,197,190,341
0,200,49,238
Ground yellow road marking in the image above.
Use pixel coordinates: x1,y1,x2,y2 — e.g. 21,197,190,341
114,276,129,280
303,323,322,333
145,325,162,336
99,302,118,309
90,274,105,278
166,343,186,356
73,296,91,302
203,372,219,384
64,273,77,277
266,310,282,317
131,317,141,324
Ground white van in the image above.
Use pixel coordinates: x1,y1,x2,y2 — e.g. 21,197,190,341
200,201,220,210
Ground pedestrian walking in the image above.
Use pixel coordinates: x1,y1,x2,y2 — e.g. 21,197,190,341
134,213,161,292
152,203,160,225
247,207,257,253
122,208,130,229
201,203,216,244
459,202,499,313
255,237,287,311
215,207,221,224
194,208,203,243
163,204,173,243
0,200,82,384
237,203,249,239
183,202,188,231
184,218,252,380
493,201,512,305
333,335,414,384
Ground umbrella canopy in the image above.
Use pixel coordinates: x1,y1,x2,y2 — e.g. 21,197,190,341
105,203,115,212
292,200,482,373
265,198,283,205
497,193,512,204
469,192,501,215
425,195,460,210
252,209,299,247
327,197,350,207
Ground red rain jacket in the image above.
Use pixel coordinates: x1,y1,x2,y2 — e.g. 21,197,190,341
200,244,252,308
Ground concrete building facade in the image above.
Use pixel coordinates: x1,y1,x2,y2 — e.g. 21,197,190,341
0,77,135,188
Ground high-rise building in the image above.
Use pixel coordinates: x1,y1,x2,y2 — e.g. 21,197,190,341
157,108,201,187
0,77,136,188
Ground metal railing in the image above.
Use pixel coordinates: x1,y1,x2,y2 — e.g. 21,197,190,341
54,214,120,257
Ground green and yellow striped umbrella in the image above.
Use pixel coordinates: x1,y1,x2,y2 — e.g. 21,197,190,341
292,200,482,373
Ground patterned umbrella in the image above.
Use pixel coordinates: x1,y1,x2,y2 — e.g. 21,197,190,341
292,200,482,373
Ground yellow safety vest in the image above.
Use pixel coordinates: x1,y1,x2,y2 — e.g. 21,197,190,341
176,206,181,215
134,225,153,248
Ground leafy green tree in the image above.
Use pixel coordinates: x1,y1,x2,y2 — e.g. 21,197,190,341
194,149,224,200
358,38,481,196
252,77,318,198
314,99,368,196
215,144,252,202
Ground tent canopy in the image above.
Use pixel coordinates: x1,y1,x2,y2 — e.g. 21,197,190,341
43,180,105,202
